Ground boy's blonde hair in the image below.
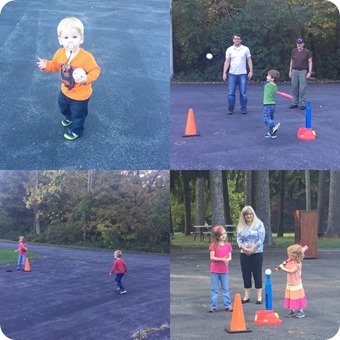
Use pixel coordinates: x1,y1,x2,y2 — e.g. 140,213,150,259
114,250,122,258
287,244,305,263
57,17,84,36
19,235,25,242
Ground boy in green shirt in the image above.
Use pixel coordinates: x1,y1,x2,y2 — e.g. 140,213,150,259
263,70,281,138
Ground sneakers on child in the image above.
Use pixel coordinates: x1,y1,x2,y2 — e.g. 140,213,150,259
115,288,120,291
295,310,305,318
286,310,296,318
265,132,277,139
272,122,281,135
120,290,127,295
64,131,80,141
61,119,72,127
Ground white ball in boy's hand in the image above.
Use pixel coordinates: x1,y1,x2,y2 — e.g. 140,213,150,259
73,68,86,80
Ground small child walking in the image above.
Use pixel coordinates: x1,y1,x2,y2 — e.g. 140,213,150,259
109,250,127,295
279,244,307,318
15,236,28,271
37,17,101,140
263,70,281,139
209,225,233,313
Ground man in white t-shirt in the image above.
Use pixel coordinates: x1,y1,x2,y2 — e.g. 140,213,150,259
222,34,253,114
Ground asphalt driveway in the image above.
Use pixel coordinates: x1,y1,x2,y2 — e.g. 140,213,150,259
171,83,340,170
0,242,170,340
170,246,340,340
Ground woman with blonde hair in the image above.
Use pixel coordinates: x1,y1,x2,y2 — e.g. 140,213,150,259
237,206,265,304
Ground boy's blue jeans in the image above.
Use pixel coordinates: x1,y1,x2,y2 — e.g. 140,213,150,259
263,104,278,134
17,254,26,269
228,74,248,110
210,273,232,309
58,91,90,136
115,273,125,291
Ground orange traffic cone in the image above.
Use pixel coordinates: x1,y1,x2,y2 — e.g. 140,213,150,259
24,258,31,272
183,108,200,137
225,294,252,333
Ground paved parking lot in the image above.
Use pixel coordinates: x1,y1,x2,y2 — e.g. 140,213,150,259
171,246,340,339
171,83,340,169
0,242,170,339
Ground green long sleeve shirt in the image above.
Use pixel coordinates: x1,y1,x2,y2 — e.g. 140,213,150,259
263,81,277,105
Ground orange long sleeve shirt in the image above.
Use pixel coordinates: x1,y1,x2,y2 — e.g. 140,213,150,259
43,48,101,101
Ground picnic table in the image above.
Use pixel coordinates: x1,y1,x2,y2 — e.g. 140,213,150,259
191,224,237,242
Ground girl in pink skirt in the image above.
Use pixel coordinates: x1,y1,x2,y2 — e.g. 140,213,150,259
279,244,307,318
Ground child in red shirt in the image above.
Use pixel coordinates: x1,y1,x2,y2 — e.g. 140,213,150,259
279,244,307,318
37,17,101,140
209,226,233,312
15,235,28,271
109,250,127,294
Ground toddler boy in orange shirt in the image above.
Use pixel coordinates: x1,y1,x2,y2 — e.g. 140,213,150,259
37,17,101,140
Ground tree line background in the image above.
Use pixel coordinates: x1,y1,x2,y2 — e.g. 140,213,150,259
0,170,170,253
171,0,340,82
170,170,340,246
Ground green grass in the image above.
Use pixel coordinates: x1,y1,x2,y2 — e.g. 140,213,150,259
171,232,340,249
0,248,40,265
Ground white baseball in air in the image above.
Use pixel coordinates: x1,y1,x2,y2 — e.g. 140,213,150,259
73,68,86,79
206,53,213,60
265,269,272,275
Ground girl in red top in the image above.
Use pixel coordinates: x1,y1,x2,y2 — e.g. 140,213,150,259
109,250,127,295
15,235,28,271
279,244,307,318
209,226,233,313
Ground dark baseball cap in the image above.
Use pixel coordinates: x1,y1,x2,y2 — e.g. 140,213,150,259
297,38,304,44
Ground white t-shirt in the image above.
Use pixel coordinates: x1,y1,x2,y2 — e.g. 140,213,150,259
225,45,251,75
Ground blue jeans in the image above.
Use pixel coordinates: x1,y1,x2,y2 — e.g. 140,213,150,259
115,273,125,291
228,74,247,110
263,104,278,134
210,273,231,309
58,91,90,136
17,254,26,269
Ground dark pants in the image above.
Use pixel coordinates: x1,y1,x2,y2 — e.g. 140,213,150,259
115,273,125,291
58,91,90,136
240,252,263,289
